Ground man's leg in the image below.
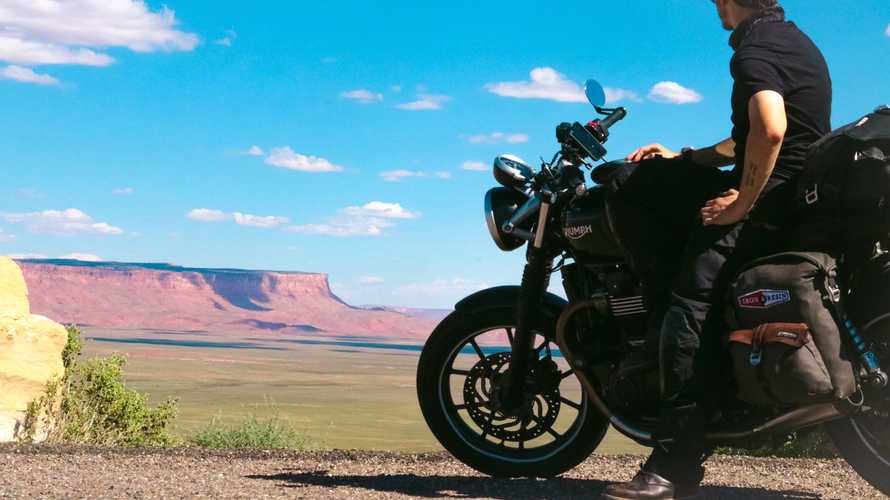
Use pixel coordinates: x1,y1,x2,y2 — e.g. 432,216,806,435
602,222,744,500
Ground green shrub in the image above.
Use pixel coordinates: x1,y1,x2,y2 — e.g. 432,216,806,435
20,325,179,447
191,414,314,450
716,428,837,458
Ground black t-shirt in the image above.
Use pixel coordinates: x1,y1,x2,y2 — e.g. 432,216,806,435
729,10,832,183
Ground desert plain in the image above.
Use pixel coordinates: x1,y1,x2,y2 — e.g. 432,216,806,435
82,327,646,454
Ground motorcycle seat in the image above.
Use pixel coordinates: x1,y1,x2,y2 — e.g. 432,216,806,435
591,160,632,185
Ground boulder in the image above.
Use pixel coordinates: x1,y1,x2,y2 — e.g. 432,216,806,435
0,257,67,441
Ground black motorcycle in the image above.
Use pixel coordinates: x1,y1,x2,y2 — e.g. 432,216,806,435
416,79,890,494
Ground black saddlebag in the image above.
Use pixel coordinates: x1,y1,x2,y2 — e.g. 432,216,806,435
848,251,890,340
728,252,856,406
792,106,890,249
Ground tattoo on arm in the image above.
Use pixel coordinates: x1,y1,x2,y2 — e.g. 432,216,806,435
744,161,758,189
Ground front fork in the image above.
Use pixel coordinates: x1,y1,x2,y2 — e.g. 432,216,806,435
503,198,555,412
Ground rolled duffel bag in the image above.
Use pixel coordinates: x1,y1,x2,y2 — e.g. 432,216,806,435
791,106,890,249
728,252,857,406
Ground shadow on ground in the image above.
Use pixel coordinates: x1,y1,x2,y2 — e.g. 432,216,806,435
246,470,820,499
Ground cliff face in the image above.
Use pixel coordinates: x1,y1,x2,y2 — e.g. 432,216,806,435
16,259,435,338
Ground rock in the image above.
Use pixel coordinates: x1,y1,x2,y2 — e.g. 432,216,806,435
0,257,67,442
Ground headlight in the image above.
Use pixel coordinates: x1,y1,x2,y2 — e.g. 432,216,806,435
485,187,532,251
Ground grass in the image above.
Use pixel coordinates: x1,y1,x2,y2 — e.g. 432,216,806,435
716,429,837,458
190,414,315,450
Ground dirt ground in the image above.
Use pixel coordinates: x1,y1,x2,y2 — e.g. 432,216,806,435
0,444,882,499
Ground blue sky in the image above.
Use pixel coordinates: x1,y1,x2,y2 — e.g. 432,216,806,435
1,0,888,308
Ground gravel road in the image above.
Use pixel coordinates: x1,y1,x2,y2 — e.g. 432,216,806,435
0,444,884,499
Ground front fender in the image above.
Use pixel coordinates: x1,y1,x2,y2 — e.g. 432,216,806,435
454,286,568,334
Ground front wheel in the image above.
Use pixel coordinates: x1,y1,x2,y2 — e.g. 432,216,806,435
827,406,890,496
416,306,609,478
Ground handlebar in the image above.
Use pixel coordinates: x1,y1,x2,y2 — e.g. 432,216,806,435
599,107,627,131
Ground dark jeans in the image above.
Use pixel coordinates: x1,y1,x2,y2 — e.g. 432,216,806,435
613,158,791,482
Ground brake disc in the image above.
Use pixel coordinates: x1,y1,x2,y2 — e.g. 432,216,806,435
462,351,561,442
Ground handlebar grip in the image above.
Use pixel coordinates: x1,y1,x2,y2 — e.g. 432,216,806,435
600,107,627,130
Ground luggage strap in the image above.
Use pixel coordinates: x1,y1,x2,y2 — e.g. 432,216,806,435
729,323,812,367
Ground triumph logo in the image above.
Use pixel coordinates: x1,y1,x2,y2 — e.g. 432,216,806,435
738,289,792,309
563,225,593,240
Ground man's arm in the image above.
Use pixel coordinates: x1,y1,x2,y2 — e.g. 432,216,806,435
701,90,787,226
689,137,736,168
625,138,734,167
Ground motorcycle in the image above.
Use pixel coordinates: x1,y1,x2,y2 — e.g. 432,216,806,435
416,79,890,494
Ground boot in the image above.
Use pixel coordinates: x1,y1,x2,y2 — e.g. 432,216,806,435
599,467,701,500
600,447,705,500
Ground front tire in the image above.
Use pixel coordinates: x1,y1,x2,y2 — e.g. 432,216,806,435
416,306,609,478
827,413,890,496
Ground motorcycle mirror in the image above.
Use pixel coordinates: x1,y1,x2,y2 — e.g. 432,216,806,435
584,79,607,108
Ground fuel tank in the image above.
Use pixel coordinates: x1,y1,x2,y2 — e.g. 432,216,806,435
561,186,624,262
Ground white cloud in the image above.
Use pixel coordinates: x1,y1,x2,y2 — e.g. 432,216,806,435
187,208,229,222
112,187,135,195
6,253,47,259
466,132,529,145
604,87,641,104
265,147,345,173
461,161,488,172
341,89,383,104
393,278,489,297
232,212,289,228
286,201,419,237
485,67,587,103
0,65,58,85
886,24,890,37
59,253,102,262
0,37,113,66
187,209,288,228
0,208,123,235
397,94,450,111
214,29,236,47
381,170,424,182
246,145,264,156
343,202,420,219
379,170,450,182
358,276,385,285
390,85,402,93
648,81,703,104
0,229,14,242
0,1,198,68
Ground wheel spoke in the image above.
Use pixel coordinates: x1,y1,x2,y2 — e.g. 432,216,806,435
505,328,514,346
560,396,582,411
469,339,485,360
560,369,575,380
547,427,563,439
451,369,472,376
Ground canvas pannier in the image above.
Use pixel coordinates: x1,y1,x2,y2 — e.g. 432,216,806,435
792,106,890,249
728,252,856,406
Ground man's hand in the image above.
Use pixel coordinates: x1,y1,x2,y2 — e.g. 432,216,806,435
626,144,679,162
701,189,750,226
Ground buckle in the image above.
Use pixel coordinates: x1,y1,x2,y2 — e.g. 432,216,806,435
749,349,763,367
805,185,819,205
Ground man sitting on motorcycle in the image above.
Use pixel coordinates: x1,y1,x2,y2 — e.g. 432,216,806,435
602,1,832,499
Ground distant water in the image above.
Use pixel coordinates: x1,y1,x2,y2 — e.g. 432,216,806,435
88,337,287,351
89,335,562,358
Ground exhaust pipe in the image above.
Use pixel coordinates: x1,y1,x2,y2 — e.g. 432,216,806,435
554,299,845,447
